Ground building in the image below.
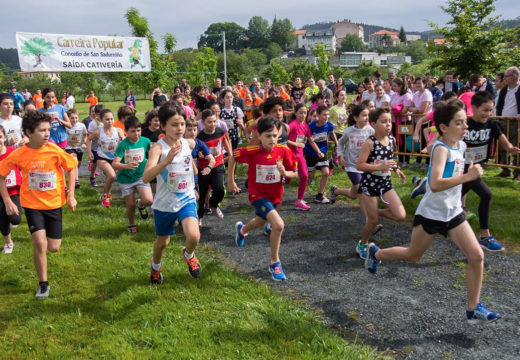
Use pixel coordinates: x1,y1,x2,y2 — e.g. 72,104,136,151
17,71,61,82
334,52,411,70
300,30,336,54
405,34,421,42
330,21,364,47
368,30,400,48
295,29,307,49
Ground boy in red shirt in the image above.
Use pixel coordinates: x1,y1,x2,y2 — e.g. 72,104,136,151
228,116,298,281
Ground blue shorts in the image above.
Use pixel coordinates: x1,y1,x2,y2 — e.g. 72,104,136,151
153,202,198,236
92,150,99,163
252,198,277,220
347,171,362,186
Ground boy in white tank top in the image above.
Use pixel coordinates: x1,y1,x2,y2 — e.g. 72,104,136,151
143,102,201,283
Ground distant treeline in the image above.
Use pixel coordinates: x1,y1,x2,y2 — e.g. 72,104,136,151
0,48,19,70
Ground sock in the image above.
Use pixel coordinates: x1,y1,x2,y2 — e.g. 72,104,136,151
39,281,49,290
151,261,161,271
184,249,194,259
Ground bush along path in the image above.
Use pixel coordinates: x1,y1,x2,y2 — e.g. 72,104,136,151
198,180,519,360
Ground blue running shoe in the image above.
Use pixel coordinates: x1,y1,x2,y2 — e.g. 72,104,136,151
411,177,427,199
356,241,368,260
412,176,420,187
479,234,504,252
235,221,246,247
365,243,380,274
263,223,271,237
269,261,286,281
466,302,501,324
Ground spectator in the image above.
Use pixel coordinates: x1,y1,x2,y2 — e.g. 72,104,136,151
8,86,25,116
334,77,345,93
213,78,223,96
317,80,333,106
470,74,496,98
442,71,459,94
21,88,32,101
361,78,377,103
327,74,336,92
494,73,505,107
85,91,98,107
124,90,136,108
149,86,168,108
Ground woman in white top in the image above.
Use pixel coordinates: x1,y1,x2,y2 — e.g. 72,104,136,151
374,84,390,109
65,92,75,110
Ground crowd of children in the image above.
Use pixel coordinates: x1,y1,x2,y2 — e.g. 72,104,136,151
1,75,515,325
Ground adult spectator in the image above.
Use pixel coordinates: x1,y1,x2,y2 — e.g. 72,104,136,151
179,78,188,92
327,74,336,92
124,90,136,108
317,80,333,106
65,92,75,109
442,71,459,94
213,78,223,96
8,86,25,116
388,71,396,82
496,66,520,179
21,88,32,101
149,86,168,108
334,77,345,93
85,91,98,107
410,76,433,168
494,73,505,107
470,74,496,98
235,80,247,101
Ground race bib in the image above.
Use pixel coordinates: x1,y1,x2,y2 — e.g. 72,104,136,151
373,159,391,177
295,135,306,144
453,158,465,177
68,131,82,146
210,140,222,157
465,145,487,164
312,132,328,143
101,140,116,154
28,171,57,191
349,135,366,150
256,164,280,184
338,114,348,125
124,148,145,164
7,132,17,143
5,170,16,188
167,171,190,193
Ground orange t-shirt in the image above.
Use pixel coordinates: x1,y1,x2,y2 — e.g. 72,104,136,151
33,94,44,110
238,88,247,101
280,92,290,101
86,96,98,107
0,142,78,210
113,120,126,135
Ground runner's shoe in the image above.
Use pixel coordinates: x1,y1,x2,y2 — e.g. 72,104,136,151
412,176,420,187
136,200,149,219
356,241,368,260
263,223,271,237
372,223,384,236
315,194,330,204
35,283,50,298
75,179,81,188
213,207,224,219
365,243,380,274
90,177,97,186
150,263,163,285
479,234,504,252
329,185,338,204
127,224,137,234
235,221,247,247
269,261,287,281
2,243,14,254
411,177,427,199
466,302,501,324
101,193,111,208
294,199,311,211
181,247,202,278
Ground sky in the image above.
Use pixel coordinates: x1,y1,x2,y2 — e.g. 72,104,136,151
3,0,519,51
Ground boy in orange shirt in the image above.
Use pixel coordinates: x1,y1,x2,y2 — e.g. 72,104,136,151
114,105,136,135
85,91,98,107
0,111,78,298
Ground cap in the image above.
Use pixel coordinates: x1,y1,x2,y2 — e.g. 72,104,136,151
10,85,16,89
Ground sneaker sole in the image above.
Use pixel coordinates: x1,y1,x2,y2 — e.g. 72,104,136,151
294,206,310,211
235,222,245,246
355,247,367,260
411,178,427,199
35,287,50,298
467,315,502,325
479,244,505,252
269,267,286,281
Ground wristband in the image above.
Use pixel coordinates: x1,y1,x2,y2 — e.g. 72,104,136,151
207,165,213,170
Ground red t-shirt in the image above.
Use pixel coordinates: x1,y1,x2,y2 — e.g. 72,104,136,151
233,144,297,204
0,146,22,196
197,128,226,168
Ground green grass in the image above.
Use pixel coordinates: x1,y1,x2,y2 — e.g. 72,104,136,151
307,164,520,245
0,184,385,359
75,100,154,121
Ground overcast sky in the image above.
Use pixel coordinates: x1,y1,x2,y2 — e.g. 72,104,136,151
4,0,519,51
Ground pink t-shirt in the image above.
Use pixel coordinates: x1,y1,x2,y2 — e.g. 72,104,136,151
458,92,474,116
288,119,311,155
390,92,412,108
411,90,433,114
183,105,194,118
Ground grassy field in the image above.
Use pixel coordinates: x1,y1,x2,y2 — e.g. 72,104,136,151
0,182,385,359
75,100,153,121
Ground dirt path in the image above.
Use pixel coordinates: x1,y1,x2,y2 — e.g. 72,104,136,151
198,182,519,360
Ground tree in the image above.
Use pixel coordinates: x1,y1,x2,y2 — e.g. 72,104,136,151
242,49,268,68
20,37,54,68
381,34,391,48
265,43,283,61
429,0,520,78
311,42,332,81
262,63,290,84
162,33,177,54
399,26,407,43
216,50,256,83
188,47,218,87
405,40,427,63
354,61,379,82
340,34,365,52
247,16,271,49
198,22,247,52
270,17,297,50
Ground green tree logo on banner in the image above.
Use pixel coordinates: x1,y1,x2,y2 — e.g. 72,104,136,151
129,39,145,69
21,37,54,68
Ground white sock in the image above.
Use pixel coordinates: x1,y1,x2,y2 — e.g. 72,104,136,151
151,261,161,271
184,249,194,259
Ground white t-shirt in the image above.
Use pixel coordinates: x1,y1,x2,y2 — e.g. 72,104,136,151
66,122,87,150
66,95,75,109
374,94,391,108
502,85,519,117
412,90,433,114
0,115,23,146
361,90,377,103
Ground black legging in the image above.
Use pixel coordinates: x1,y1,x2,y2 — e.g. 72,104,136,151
197,164,225,219
0,194,22,236
461,177,491,230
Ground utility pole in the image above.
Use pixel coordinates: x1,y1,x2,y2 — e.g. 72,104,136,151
222,31,227,88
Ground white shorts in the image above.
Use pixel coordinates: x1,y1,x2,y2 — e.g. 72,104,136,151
119,178,151,197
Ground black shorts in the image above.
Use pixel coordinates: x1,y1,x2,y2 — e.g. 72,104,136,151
65,149,84,164
305,155,329,171
97,157,113,164
24,208,63,239
413,212,466,238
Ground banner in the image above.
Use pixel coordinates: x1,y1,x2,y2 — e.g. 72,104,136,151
16,32,151,72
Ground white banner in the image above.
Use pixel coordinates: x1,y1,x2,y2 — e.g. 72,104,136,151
16,32,151,72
